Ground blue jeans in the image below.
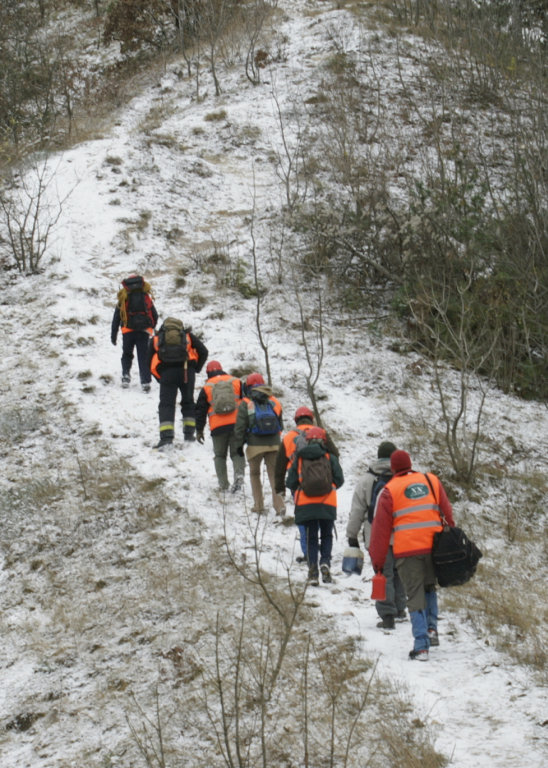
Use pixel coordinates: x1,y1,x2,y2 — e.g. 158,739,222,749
303,520,333,568
298,524,307,556
410,591,438,650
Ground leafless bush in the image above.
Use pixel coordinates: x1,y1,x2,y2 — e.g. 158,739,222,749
0,159,72,274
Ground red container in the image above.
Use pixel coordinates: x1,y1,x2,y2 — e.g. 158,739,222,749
371,573,387,601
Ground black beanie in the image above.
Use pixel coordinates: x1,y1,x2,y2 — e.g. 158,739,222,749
378,441,397,459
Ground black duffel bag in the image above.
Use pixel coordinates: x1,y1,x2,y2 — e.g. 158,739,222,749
432,525,483,588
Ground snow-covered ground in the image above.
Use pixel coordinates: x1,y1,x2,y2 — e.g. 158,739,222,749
1,1,547,766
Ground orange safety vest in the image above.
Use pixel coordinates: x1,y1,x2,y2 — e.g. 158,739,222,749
186,333,199,363
282,423,315,469
389,472,443,557
204,374,242,431
294,454,337,509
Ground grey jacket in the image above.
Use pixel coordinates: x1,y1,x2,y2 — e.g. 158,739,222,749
346,457,392,548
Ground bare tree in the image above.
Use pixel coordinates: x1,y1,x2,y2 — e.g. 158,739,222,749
296,290,325,428
0,159,72,274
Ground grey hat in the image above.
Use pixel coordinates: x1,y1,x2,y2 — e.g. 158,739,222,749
378,441,397,459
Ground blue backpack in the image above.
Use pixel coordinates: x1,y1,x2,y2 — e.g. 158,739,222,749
250,400,280,436
367,469,393,523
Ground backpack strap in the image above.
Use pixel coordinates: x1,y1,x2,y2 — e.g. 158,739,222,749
424,473,446,526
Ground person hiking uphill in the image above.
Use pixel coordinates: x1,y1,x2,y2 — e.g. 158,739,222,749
346,441,407,629
195,360,245,492
111,274,158,392
149,317,208,450
233,373,285,515
285,427,344,586
369,450,455,660
275,406,339,563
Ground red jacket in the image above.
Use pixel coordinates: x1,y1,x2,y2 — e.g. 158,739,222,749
369,470,454,572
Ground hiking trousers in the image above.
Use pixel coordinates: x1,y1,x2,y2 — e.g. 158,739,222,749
122,331,151,384
396,554,438,651
211,432,245,489
303,519,333,568
376,546,407,620
157,365,196,441
246,448,285,514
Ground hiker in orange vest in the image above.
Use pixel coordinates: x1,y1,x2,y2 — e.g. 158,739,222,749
285,426,344,586
111,275,157,391
195,360,245,492
275,406,339,563
369,450,455,660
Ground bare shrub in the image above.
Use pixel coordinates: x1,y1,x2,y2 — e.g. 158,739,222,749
0,159,72,274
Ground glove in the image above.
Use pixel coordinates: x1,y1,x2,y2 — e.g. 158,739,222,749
237,446,244,457
111,337,117,346
348,537,360,548
196,432,204,444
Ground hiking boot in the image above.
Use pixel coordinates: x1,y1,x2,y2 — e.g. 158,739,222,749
154,439,173,452
376,616,395,630
251,506,266,515
396,610,408,622
296,556,307,564
141,382,151,393
409,649,429,661
320,564,333,584
307,566,319,586
428,628,440,647
184,433,196,442
121,374,130,388
230,476,244,494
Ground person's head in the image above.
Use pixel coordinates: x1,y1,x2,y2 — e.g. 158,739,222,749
294,406,314,425
390,450,412,474
246,372,265,389
377,441,397,459
206,360,223,377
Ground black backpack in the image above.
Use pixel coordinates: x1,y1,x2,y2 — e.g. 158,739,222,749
432,526,483,587
367,469,393,523
122,275,150,331
157,318,187,364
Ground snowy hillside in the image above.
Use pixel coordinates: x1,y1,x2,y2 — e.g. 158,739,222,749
1,1,547,766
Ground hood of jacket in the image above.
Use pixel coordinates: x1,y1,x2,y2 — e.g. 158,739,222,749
251,385,273,402
297,441,327,460
368,457,392,475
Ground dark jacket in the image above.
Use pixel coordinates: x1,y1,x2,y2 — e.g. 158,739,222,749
233,386,283,449
286,443,344,523
111,297,158,344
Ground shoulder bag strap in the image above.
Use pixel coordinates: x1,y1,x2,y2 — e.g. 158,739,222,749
424,473,447,526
